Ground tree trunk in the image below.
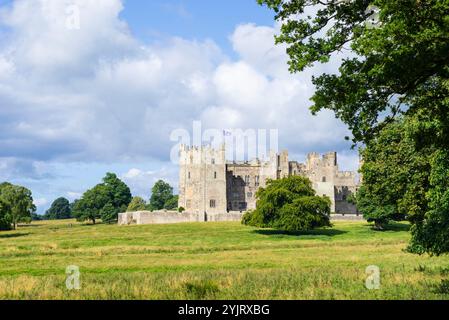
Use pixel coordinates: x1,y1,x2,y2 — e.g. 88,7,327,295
374,220,384,231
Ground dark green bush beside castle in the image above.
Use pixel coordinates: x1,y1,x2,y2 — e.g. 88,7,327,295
243,176,331,232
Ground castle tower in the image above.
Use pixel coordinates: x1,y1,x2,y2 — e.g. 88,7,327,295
178,144,227,215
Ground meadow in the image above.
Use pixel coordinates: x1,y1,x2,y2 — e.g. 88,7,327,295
0,219,449,300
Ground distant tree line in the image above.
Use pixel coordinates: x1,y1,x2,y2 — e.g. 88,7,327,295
126,180,179,212
0,173,180,230
70,176,179,224
42,197,73,220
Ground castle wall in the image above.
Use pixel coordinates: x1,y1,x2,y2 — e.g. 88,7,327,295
226,153,279,211
278,150,290,178
312,182,337,212
118,211,245,225
179,145,359,217
334,185,359,214
118,210,364,226
179,145,227,214
226,164,263,211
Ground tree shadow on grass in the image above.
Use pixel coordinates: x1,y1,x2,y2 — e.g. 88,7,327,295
79,222,101,227
0,233,30,239
373,221,411,232
252,228,347,238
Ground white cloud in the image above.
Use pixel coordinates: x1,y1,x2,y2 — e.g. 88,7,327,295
0,0,359,204
230,23,290,78
67,192,82,201
121,167,178,198
34,197,48,207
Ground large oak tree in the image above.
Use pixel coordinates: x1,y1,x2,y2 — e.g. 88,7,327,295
259,0,449,254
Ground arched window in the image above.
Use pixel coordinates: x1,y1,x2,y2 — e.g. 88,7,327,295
214,172,217,179
322,177,327,182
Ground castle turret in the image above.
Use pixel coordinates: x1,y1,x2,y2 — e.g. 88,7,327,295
278,150,289,178
178,144,227,214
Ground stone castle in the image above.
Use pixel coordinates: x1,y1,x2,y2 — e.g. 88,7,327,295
178,144,359,215
119,144,360,226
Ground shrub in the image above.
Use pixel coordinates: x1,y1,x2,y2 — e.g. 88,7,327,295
243,176,331,232
127,196,147,212
100,203,120,224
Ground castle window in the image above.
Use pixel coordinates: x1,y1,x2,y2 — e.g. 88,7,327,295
188,172,191,179
211,158,215,164
322,177,327,182
245,175,250,186
214,172,217,179
247,192,253,198
255,176,260,187
210,200,216,208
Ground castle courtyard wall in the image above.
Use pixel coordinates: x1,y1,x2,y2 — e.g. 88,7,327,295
118,211,364,226
118,211,245,225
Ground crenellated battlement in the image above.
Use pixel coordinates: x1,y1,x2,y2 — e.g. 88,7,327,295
179,145,359,215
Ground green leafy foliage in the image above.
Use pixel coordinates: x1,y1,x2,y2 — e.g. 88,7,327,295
102,173,132,211
409,150,449,256
149,180,177,211
31,213,43,221
100,203,120,225
259,0,449,143
45,197,72,220
0,198,11,230
357,118,432,229
259,0,449,254
0,182,36,230
164,195,179,210
72,184,109,225
243,176,331,232
127,196,147,212
72,173,131,224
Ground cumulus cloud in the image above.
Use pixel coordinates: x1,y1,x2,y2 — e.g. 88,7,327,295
34,197,49,207
0,0,358,210
201,23,351,154
0,158,52,181
121,166,178,198
67,191,82,201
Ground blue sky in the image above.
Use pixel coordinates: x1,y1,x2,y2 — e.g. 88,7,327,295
121,0,274,56
0,0,358,214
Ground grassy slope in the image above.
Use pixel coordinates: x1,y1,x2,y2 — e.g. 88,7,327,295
0,220,448,300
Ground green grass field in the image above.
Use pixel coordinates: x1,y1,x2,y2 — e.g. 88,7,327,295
0,219,448,300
